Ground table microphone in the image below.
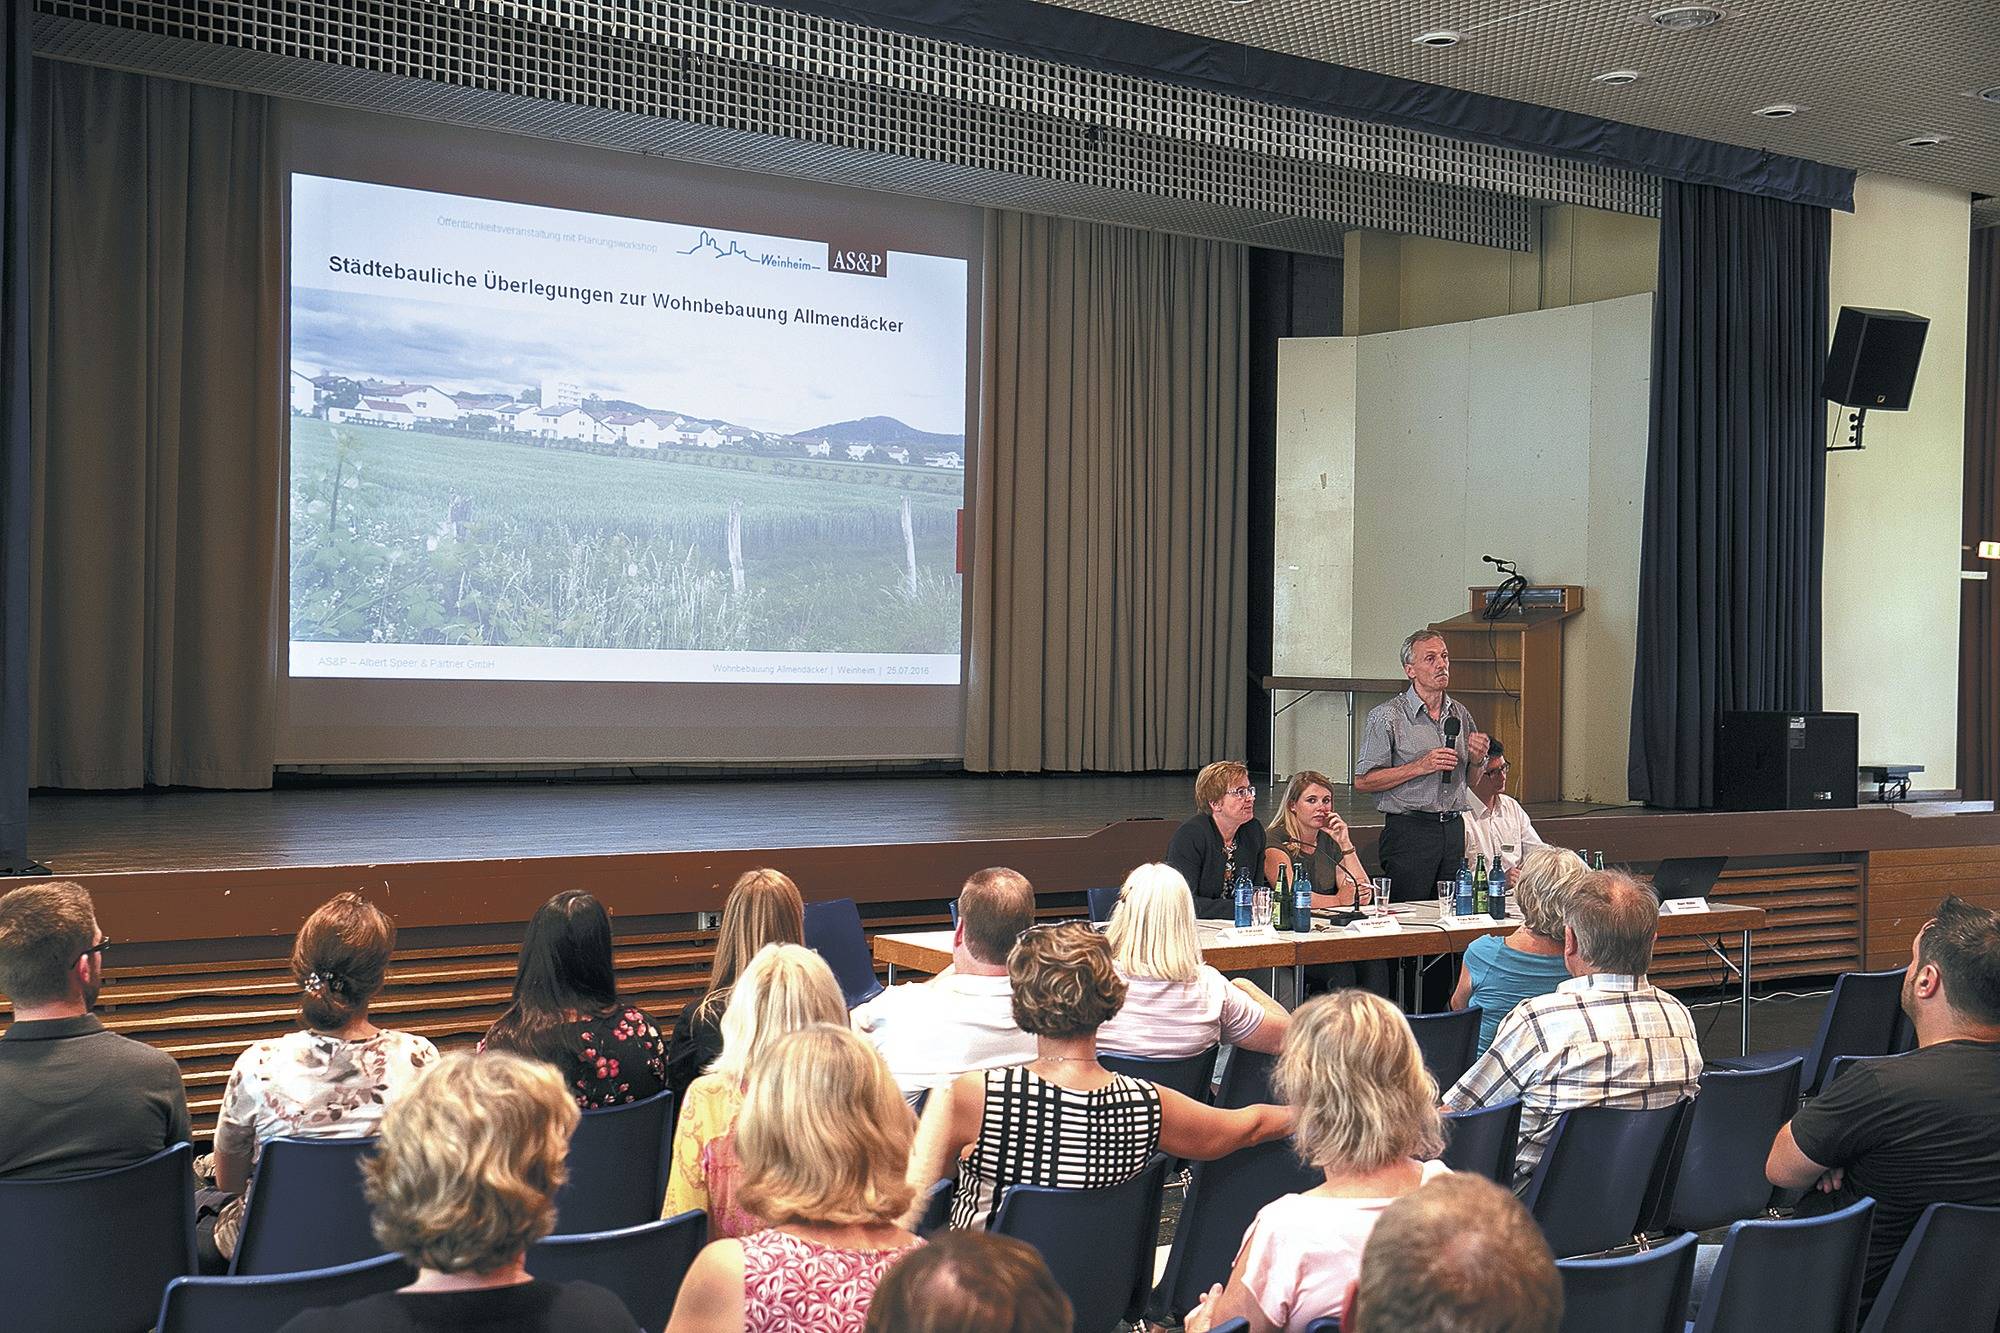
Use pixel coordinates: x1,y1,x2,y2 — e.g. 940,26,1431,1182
1441,713,1460,786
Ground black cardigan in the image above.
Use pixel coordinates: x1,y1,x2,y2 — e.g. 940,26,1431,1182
1164,813,1268,920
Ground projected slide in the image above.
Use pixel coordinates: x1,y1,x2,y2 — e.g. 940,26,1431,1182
287,175,968,685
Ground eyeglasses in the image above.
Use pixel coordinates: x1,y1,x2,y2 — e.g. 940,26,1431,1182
1227,785,1257,799
78,937,112,962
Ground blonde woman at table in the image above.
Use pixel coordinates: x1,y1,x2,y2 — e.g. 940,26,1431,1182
1262,770,1372,908
1097,863,1290,1061
1449,846,1589,1056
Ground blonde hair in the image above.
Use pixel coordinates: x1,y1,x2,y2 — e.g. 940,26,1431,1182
699,869,806,1023
1514,846,1589,941
1105,863,1202,982
1008,922,1126,1039
363,1050,578,1274
710,942,847,1082
1193,760,1250,811
1267,770,1335,848
1276,991,1444,1175
738,1024,916,1227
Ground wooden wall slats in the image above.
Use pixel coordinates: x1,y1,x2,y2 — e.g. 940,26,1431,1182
1649,863,1862,989
1864,846,2000,969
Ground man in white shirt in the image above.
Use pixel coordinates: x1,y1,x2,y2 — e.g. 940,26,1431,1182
852,866,1039,1097
1463,739,1543,875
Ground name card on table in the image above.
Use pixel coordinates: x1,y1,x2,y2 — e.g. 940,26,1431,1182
1661,898,1711,915
1347,915,1402,936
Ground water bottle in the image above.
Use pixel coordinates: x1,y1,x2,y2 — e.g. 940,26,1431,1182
1593,850,1607,871
1473,854,1489,916
1455,858,1475,917
1233,871,1254,928
1294,863,1315,937
1489,861,1509,920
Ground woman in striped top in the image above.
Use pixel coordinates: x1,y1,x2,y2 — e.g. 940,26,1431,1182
1096,863,1290,1060
905,922,1293,1232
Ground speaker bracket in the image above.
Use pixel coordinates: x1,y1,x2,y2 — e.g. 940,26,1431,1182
1826,405,1867,453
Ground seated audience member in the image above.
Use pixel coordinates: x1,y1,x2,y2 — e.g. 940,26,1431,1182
1443,870,1700,1187
1451,847,1590,1055
665,943,847,1238
668,1025,922,1333
1184,990,1449,1333
479,889,667,1108
851,867,1038,1097
1765,895,2000,1310
862,1232,1073,1333
1343,1174,1563,1333
668,869,804,1099
204,892,438,1263
1096,863,1288,1060
277,1049,637,1333
907,922,1292,1231
1462,740,1544,874
0,881,191,1179
1165,761,1267,919
1261,770,1370,906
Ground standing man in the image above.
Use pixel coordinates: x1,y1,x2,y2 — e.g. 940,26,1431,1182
1355,629,1489,904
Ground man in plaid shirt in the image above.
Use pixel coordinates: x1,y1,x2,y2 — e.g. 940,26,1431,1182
1441,870,1702,1188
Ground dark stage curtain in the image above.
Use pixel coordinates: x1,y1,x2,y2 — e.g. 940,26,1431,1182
1963,229,2000,801
1628,180,1831,809
1,2,31,869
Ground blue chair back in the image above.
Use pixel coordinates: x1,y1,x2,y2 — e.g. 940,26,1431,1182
804,897,885,1007
1557,1230,1698,1333
0,1141,194,1333
1304,1318,1341,1332
159,1253,415,1333
555,1089,676,1235
1692,1197,1874,1333
1210,1321,1252,1333
1154,1139,1321,1318
1088,886,1122,923
1407,1008,1482,1091
1521,1101,1691,1258
1860,1203,2000,1333
1213,1047,1277,1109
1824,1053,1897,1092
1441,1099,1522,1185
1669,1059,1803,1233
232,1136,383,1276
1100,1047,1220,1102
528,1210,706,1330
1802,969,1907,1094
991,1154,1169,1333
916,1177,955,1237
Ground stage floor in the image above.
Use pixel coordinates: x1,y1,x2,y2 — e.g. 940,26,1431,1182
25,773,1628,876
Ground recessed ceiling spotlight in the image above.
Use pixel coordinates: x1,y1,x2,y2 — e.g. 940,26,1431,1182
1753,103,1801,119
1413,29,1463,47
1976,85,2000,103
1899,133,1950,148
1648,5,1725,31
1593,69,1643,86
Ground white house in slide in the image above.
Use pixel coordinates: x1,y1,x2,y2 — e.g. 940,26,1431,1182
925,451,964,469
371,383,461,423
290,369,316,416
523,405,600,441
328,398,419,429
845,444,875,462
805,441,831,457
602,413,662,449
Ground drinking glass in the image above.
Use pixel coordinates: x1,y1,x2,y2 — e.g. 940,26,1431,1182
1253,884,1273,930
1370,876,1394,918
1437,879,1457,918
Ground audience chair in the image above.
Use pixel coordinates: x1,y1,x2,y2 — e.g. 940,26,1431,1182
1713,968,1905,1096
554,1088,677,1235
1209,1322,1252,1333
1556,1229,1697,1333
159,1253,414,1333
915,1177,955,1237
0,1141,195,1333
1212,1046,1277,1109
1303,1318,1341,1332
1823,1053,1897,1092
803,897,885,1007
1440,1098,1523,1185
1667,1059,1804,1233
1520,1101,1693,1259
1154,1139,1320,1319
231,1136,383,1276
1099,1046,1220,1102
1858,1202,2000,1333
1087,886,1121,923
1406,1008,1482,1090
990,1154,1169,1333
1690,1197,1874,1333
528,1209,707,1331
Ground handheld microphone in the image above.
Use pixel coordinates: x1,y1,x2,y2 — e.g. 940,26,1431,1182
1441,714,1460,786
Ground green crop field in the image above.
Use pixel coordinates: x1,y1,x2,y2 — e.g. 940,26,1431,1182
289,418,963,653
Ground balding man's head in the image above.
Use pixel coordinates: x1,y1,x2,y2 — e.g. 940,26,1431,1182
1348,1174,1562,1333
1563,869,1660,979
958,868,1035,966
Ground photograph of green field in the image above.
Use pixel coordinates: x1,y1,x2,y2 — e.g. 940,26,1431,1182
289,418,963,655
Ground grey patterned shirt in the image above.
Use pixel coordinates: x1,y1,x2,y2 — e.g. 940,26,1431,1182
1355,685,1480,815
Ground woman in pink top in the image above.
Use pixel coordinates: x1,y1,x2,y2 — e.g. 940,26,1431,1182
667,1025,921,1333
1184,990,1450,1333
1097,863,1290,1060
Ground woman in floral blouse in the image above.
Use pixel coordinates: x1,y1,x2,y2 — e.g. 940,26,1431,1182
204,892,438,1264
479,889,667,1109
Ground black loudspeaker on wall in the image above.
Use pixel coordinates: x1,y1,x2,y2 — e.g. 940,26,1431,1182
1713,711,1859,811
1822,306,1929,411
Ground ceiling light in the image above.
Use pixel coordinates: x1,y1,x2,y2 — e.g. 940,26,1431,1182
1648,5,1725,31
1593,69,1643,86
1899,133,1949,148
1413,29,1463,47
1753,103,1801,119
1977,85,2000,103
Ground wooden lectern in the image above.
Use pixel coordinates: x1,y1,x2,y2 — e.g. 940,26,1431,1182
1430,586,1583,804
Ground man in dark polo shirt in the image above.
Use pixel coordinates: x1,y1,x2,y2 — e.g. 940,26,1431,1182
0,881,190,1178
1766,895,2000,1310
